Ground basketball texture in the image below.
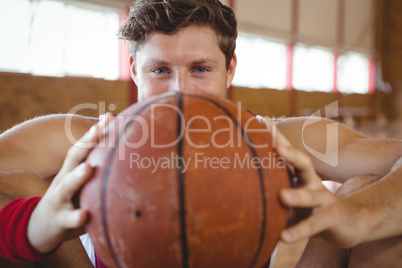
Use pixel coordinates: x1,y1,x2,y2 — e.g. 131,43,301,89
80,92,290,268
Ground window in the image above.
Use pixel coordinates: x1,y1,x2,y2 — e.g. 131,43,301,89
30,0,65,76
337,52,369,94
233,33,371,94
0,0,31,73
233,33,287,89
0,0,119,80
292,45,334,92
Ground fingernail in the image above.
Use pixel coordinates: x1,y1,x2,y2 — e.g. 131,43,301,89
281,145,290,154
87,125,97,138
77,163,87,175
102,125,109,136
99,113,109,127
279,145,292,158
282,230,293,242
89,125,97,134
282,190,293,202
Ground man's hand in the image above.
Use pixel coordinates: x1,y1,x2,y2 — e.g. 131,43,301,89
27,113,114,254
277,144,367,248
269,116,402,249
266,120,363,248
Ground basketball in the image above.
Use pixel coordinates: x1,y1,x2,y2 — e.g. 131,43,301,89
80,92,290,268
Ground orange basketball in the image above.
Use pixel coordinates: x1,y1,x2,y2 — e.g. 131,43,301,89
80,92,290,268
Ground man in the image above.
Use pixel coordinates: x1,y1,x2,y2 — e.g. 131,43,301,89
0,0,401,267
117,0,402,249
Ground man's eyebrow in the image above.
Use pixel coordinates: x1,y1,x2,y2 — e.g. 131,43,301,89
142,58,218,67
143,59,170,67
192,58,218,65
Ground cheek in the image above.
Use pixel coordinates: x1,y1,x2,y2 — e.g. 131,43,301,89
141,86,168,99
199,86,226,97
194,76,227,97
138,79,170,100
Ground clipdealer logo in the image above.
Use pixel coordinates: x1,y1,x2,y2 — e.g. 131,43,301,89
63,100,340,168
129,151,285,174
63,101,276,153
64,101,116,149
301,101,339,167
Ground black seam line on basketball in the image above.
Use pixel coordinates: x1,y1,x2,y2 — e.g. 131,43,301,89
100,95,175,268
177,92,190,268
188,94,267,268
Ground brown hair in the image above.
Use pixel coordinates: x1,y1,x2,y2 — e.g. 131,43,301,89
118,0,237,69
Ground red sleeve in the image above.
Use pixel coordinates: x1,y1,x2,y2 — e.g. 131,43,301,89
0,197,48,262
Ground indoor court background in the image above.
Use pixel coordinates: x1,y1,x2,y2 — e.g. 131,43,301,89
1,0,401,267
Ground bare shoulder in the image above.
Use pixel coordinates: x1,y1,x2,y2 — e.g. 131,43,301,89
274,116,364,152
275,116,402,181
0,114,98,178
1,114,97,139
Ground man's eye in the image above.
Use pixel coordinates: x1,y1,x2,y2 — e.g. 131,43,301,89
194,67,208,73
154,68,167,74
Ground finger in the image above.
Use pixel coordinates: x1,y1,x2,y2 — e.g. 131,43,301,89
281,207,336,243
57,209,88,229
277,145,321,187
102,112,115,125
97,113,115,142
55,162,92,199
98,112,114,133
280,187,333,208
71,112,113,153
58,125,99,176
60,112,113,173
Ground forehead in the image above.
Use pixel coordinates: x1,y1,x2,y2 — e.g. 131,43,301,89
136,26,225,64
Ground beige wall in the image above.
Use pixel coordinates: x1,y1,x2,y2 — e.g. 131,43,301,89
0,0,400,132
0,72,130,132
231,86,387,120
382,0,402,120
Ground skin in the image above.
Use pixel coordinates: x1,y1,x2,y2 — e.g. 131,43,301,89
0,24,401,266
0,113,99,267
130,26,236,101
295,174,402,268
0,170,93,268
0,114,97,179
0,170,95,267
26,115,109,252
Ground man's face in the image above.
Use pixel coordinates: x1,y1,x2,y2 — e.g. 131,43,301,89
130,25,237,101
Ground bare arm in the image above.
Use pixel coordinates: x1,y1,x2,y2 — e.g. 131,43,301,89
0,171,94,268
276,117,401,183
342,157,402,243
0,114,112,265
265,121,402,246
0,114,97,179
279,143,402,247
26,113,113,254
